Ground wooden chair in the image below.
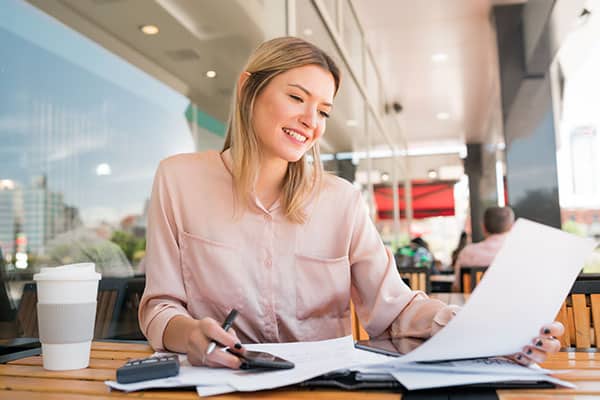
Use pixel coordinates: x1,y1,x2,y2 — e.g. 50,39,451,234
94,277,128,339
350,301,369,340
111,276,145,340
460,266,487,294
16,277,130,340
0,250,16,322
555,275,600,349
16,283,38,337
397,266,430,293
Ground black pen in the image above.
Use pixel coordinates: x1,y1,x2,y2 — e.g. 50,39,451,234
206,309,239,355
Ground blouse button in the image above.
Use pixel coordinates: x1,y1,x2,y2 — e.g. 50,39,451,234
265,258,272,267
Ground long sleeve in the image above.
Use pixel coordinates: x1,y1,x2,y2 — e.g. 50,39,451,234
348,190,456,338
138,161,191,350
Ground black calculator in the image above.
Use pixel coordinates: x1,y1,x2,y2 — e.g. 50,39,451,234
116,355,180,384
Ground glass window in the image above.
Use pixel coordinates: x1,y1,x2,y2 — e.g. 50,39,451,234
0,0,195,341
0,0,286,342
320,0,339,31
553,10,600,272
296,2,364,158
366,51,382,115
342,0,364,82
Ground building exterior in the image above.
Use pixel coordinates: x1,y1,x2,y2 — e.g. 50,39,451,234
22,177,67,255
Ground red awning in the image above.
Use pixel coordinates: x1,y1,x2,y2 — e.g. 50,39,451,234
374,181,456,219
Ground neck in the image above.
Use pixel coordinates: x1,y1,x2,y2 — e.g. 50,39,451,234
255,155,288,202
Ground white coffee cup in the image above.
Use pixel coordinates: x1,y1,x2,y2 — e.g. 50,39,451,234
33,263,101,370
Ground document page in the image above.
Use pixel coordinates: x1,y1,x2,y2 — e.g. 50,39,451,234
391,218,596,364
106,336,392,393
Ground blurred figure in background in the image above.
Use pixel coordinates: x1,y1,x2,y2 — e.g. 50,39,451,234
451,206,515,292
396,237,435,270
450,231,468,270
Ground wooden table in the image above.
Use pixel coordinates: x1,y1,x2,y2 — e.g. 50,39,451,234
2,341,600,399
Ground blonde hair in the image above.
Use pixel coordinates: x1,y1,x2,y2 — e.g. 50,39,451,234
222,37,341,223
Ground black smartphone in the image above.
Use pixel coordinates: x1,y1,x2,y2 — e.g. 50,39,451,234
228,349,294,370
354,337,425,357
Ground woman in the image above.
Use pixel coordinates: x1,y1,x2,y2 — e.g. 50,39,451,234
139,37,562,369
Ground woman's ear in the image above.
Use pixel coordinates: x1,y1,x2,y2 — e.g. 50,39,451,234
237,71,251,98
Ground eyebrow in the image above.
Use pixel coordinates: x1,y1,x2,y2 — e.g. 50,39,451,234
288,84,333,108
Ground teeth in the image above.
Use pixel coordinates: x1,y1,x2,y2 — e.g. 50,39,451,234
283,128,307,143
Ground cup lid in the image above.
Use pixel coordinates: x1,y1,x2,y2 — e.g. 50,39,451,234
34,262,101,281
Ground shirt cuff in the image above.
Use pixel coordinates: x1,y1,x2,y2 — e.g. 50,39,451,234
144,303,190,351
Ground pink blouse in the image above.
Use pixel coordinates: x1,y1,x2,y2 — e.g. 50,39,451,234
139,151,453,350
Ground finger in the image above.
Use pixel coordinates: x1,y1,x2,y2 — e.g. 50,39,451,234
431,305,461,336
540,321,564,338
201,318,239,349
226,328,245,354
520,345,546,364
228,328,243,347
532,337,561,354
205,347,242,369
510,353,531,366
187,336,211,366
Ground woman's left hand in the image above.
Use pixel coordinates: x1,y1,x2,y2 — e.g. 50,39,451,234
509,321,564,366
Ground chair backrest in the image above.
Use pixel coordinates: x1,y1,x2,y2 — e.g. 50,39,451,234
350,301,369,340
0,249,17,323
111,276,146,340
95,277,129,339
16,277,131,340
460,266,487,294
397,266,430,293
555,275,600,349
16,283,38,337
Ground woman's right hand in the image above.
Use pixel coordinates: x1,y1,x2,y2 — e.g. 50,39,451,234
185,317,245,368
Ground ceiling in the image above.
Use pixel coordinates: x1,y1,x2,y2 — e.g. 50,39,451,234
352,0,521,150
25,0,525,179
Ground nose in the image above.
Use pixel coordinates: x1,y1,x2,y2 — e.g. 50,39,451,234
299,106,317,129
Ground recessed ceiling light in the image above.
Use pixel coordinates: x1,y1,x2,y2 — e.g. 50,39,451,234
381,172,390,182
303,28,313,36
432,53,448,62
427,169,438,179
436,112,450,120
140,24,159,35
346,119,358,127
96,163,111,176
206,70,217,78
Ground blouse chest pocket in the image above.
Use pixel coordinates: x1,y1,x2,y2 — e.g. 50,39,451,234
179,231,245,315
294,254,351,320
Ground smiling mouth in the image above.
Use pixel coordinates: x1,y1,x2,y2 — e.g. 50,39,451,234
282,127,307,143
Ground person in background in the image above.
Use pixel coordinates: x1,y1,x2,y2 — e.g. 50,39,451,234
450,231,468,270
452,206,515,292
396,237,434,269
139,37,561,369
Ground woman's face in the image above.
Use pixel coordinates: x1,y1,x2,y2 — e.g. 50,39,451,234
251,64,335,163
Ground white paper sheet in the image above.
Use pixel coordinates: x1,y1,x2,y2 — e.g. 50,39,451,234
106,336,392,393
363,357,555,376
390,219,596,364
391,369,576,391
196,384,235,397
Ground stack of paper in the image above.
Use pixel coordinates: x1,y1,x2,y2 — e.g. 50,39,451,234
106,219,596,397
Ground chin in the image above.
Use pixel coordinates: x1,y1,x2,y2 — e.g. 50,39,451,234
277,149,306,163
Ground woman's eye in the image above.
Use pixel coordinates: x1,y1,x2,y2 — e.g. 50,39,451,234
319,111,330,119
289,94,303,102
